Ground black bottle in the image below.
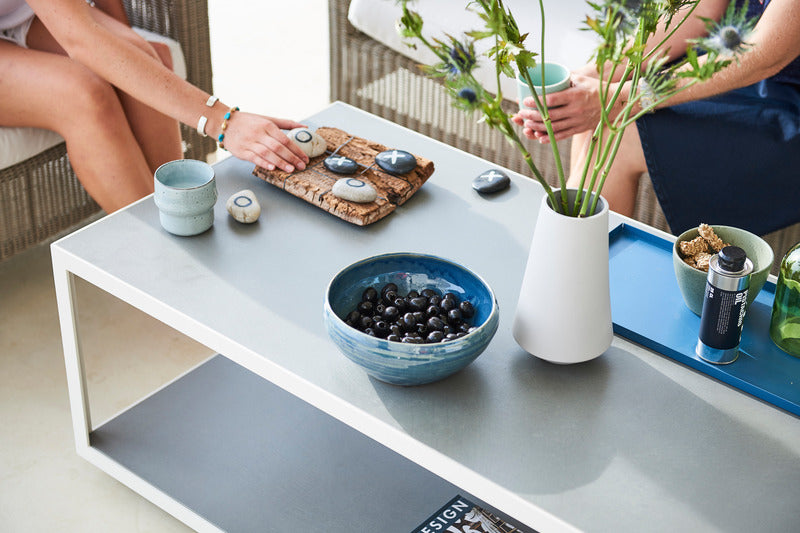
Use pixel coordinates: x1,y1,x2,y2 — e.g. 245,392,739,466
695,246,753,364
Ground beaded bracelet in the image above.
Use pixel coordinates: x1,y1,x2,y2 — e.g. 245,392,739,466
217,106,240,150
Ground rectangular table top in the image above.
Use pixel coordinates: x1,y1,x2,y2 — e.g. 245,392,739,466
53,102,800,533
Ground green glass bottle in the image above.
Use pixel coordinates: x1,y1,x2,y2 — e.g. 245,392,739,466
770,242,800,357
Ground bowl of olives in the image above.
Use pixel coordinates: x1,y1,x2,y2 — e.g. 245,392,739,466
324,252,499,386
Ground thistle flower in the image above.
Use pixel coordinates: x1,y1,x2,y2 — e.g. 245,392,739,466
444,38,478,77
458,87,478,103
695,0,756,56
449,81,484,113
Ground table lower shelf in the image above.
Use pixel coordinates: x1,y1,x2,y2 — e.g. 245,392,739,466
90,355,533,532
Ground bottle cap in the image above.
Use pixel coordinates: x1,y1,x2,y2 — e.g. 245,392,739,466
718,246,747,272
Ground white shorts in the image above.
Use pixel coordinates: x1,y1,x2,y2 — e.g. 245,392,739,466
0,14,34,49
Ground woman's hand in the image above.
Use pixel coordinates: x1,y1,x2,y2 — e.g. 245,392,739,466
512,74,607,143
223,113,310,173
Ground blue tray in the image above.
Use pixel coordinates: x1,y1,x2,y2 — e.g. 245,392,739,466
609,223,800,417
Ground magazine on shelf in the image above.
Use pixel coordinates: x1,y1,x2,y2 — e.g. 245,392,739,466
411,495,527,533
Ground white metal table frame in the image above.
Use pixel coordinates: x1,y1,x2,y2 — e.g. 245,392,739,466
52,102,800,533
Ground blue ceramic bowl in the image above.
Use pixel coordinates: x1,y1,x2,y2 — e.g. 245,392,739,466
324,253,499,386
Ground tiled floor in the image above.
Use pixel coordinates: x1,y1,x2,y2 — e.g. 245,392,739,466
0,2,329,531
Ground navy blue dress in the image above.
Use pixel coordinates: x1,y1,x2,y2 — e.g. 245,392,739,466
635,0,800,236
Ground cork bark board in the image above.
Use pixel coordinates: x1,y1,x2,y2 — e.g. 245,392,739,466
253,127,435,225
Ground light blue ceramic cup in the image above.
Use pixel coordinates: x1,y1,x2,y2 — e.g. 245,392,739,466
517,62,571,109
153,159,217,236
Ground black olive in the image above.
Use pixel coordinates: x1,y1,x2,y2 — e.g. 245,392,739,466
412,311,425,323
447,308,463,324
383,290,398,306
386,334,401,342
458,323,471,333
382,306,399,321
407,290,420,299
362,287,378,303
428,295,442,307
375,302,386,315
427,316,445,331
443,292,459,303
393,298,408,313
389,324,402,337
381,283,398,296
416,323,429,336
357,301,374,315
401,312,416,331
409,296,428,312
421,288,438,299
401,336,424,344
346,310,361,325
364,327,376,337
459,301,475,318
445,333,459,340
359,316,373,330
440,298,456,312
425,305,441,318
427,330,444,343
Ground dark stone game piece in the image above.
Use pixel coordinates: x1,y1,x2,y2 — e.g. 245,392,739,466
324,155,359,174
375,150,417,174
472,169,510,194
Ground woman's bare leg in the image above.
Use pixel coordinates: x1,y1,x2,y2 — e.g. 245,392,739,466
27,9,182,173
0,41,152,211
567,124,648,217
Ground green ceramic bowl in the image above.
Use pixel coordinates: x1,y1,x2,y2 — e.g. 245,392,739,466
673,225,774,316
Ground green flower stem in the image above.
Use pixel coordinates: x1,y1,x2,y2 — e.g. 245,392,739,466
577,62,612,215
643,1,702,65
582,15,646,217
505,120,559,212
577,59,633,214
519,69,568,210
536,0,569,213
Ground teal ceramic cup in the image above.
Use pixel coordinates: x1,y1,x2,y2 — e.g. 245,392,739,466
517,62,571,109
153,159,217,236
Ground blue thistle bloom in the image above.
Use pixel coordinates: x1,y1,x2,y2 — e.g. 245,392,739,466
696,1,756,56
719,25,743,51
446,39,477,77
457,87,477,103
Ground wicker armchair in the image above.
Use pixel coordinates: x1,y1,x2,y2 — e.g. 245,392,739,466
328,0,800,269
0,0,216,262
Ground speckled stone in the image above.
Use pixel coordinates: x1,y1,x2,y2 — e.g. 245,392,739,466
286,128,327,157
331,178,377,203
226,189,261,223
375,149,417,174
472,169,510,194
324,155,359,175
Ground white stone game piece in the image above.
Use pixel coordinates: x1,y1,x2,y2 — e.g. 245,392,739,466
286,128,327,157
226,190,261,223
331,178,377,203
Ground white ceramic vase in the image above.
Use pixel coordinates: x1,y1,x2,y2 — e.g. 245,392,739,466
512,189,613,364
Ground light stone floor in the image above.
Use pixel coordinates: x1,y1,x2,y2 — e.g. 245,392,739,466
0,2,329,531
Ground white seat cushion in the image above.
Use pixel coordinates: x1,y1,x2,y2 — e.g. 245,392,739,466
0,28,186,170
347,0,598,100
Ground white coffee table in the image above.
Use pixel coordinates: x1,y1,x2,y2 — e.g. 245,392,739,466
52,102,800,532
